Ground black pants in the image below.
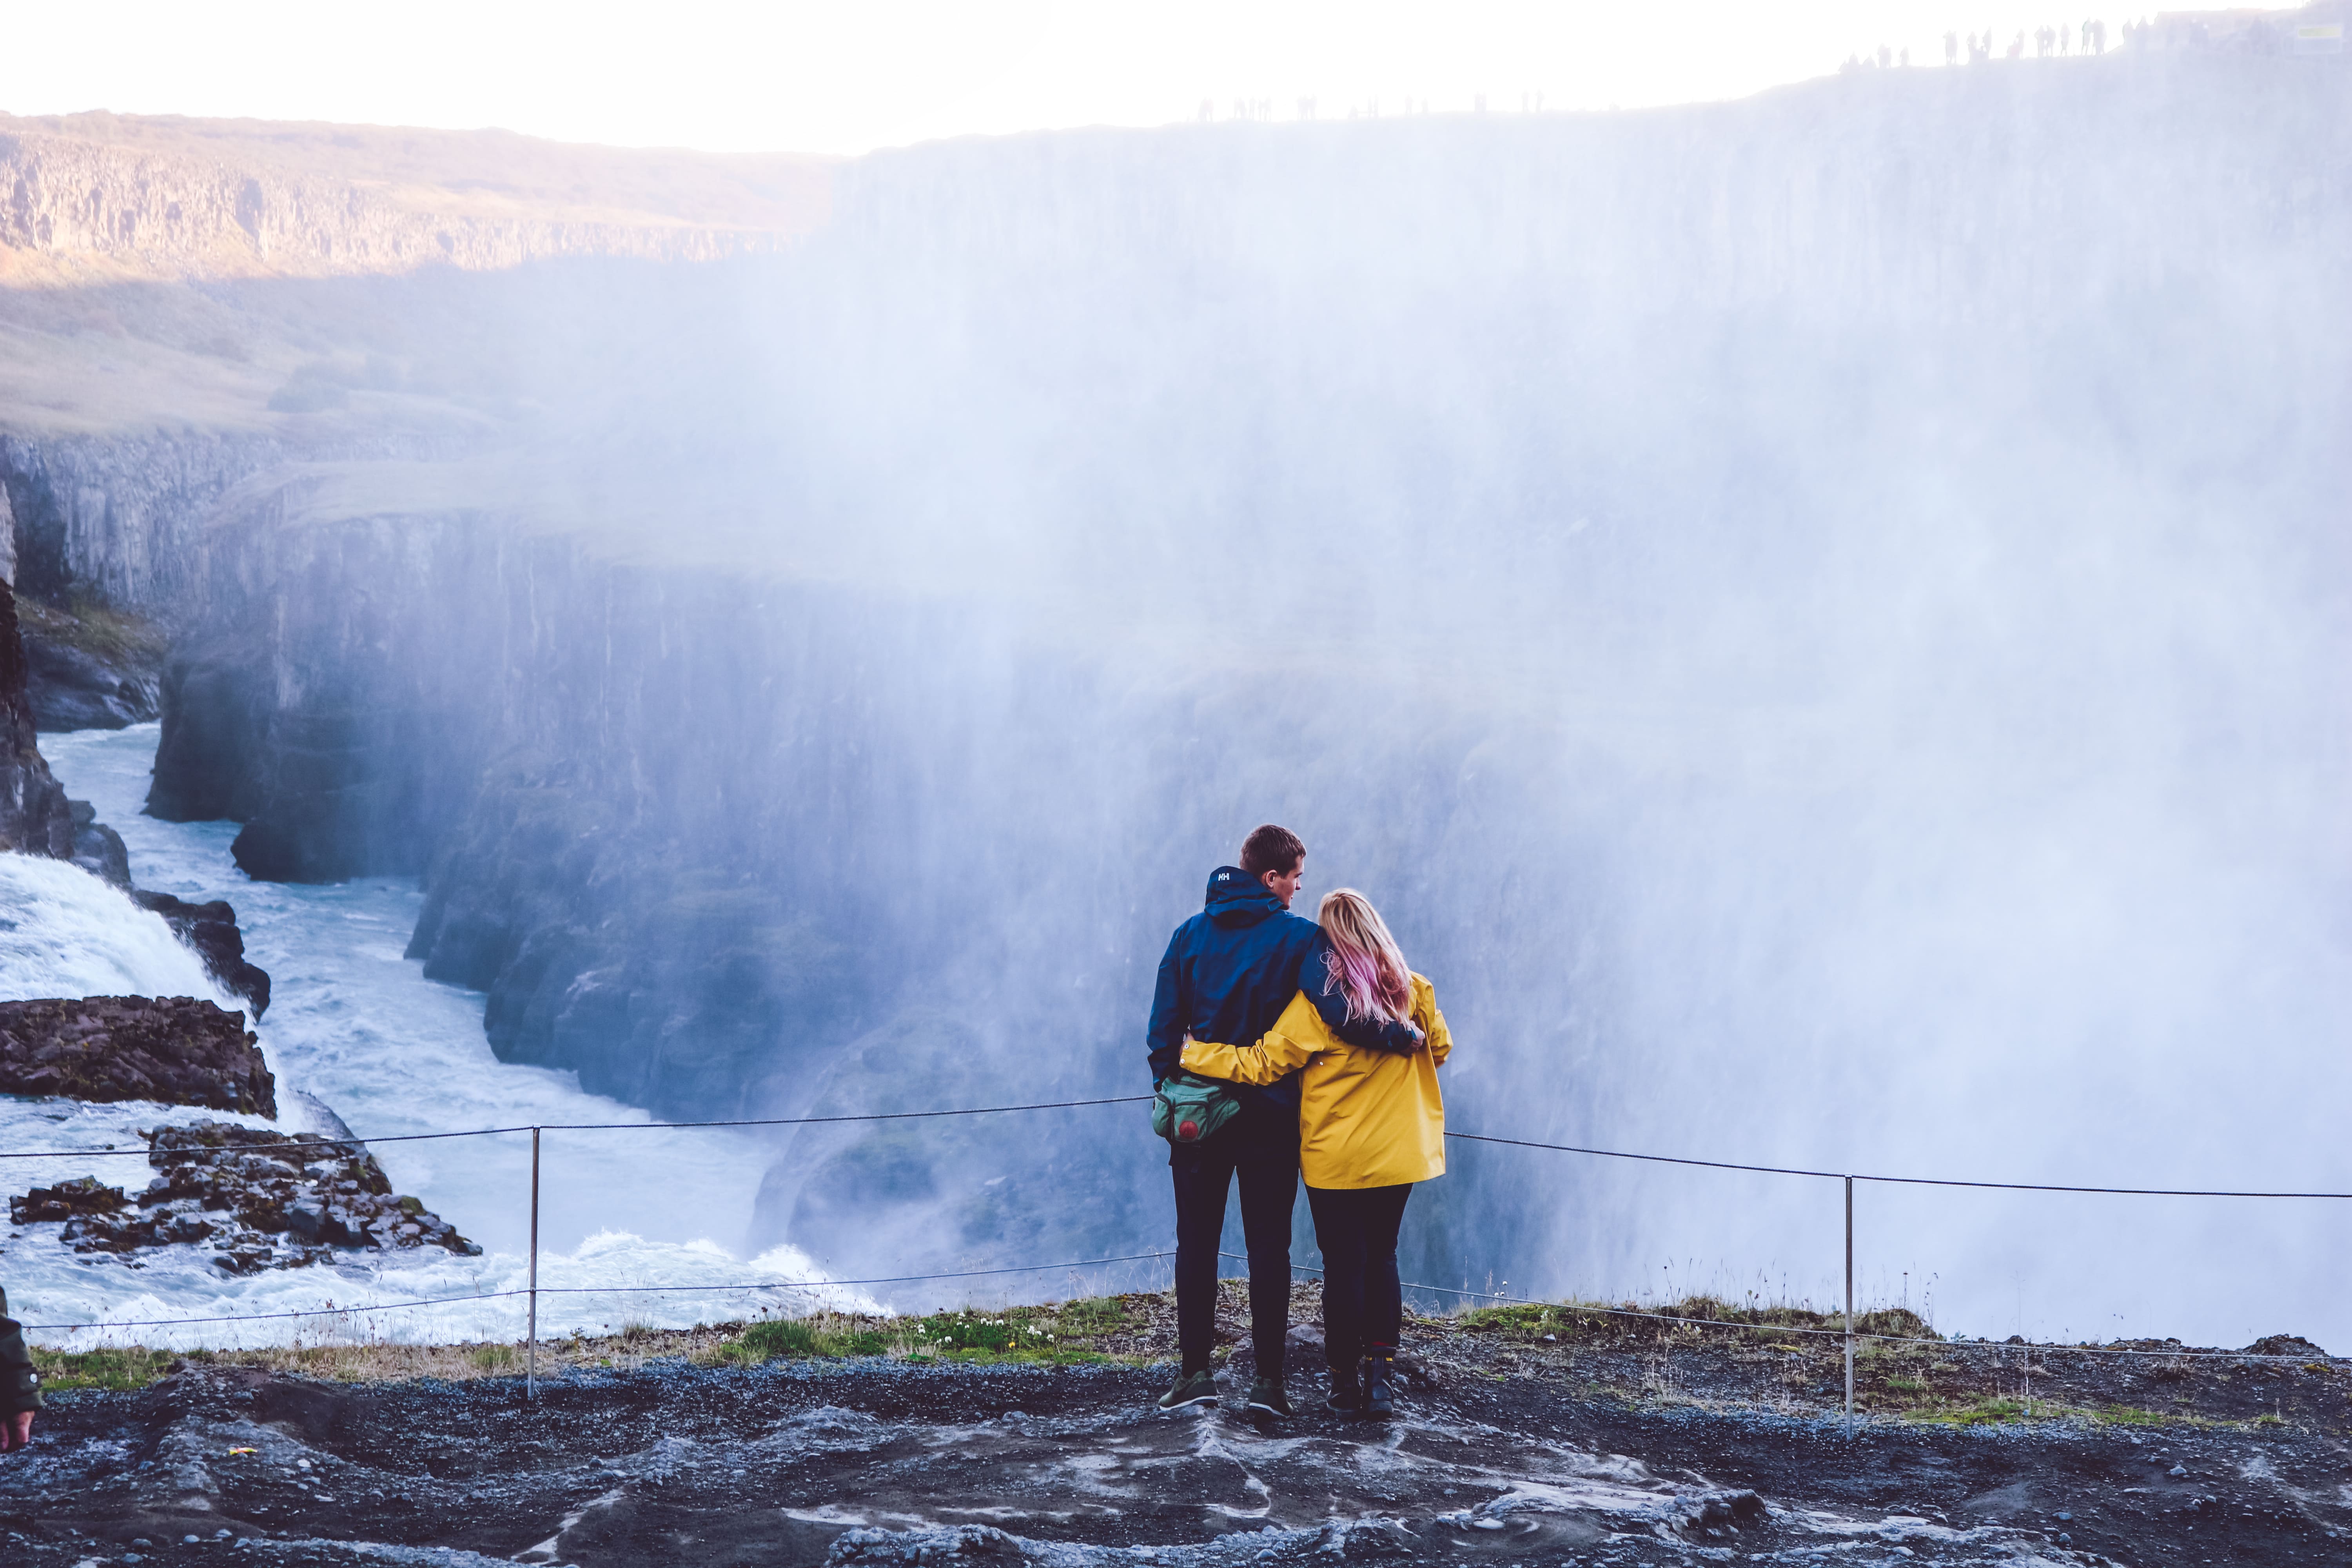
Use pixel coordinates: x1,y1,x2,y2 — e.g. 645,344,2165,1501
1170,1097,1299,1377
1307,1182,1412,1364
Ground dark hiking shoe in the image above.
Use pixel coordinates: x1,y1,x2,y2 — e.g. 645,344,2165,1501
1244,1376,1292,1419
1361,1350,1397,1419
1158,1368,1219,1412
1325,1360,1363,1414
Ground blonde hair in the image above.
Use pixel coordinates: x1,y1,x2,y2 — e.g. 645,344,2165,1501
1318,888,1413,1026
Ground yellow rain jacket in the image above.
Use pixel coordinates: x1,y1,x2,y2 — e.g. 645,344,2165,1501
1180,973,1450,1190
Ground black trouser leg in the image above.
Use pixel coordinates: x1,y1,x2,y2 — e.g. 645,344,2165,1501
1307,1184,1365,1365
1170,1101,1299,1377
1170,1130,1241,1376
1308,1182,1414,1361
1232,1105,1299,1379
1358,1183,1412,1348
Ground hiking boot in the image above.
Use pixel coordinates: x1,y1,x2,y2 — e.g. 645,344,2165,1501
1243,1375,1293,1419
1325,1359,1363,1414
1157,1368,1220,1412
1361,1349,1397,1420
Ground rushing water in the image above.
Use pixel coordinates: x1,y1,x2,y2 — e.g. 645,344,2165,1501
0,724,869,1348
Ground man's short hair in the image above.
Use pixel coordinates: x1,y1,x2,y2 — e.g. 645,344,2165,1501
1240,824,1306,877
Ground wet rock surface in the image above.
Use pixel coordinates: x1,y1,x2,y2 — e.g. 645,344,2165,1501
130,892,272,1017
8,1119,478,1270
0,996,273,1114
1,1343,2346,1567
67,798,131,886
0,575,73,857
14,595,166,732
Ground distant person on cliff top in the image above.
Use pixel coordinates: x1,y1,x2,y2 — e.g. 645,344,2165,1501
1147,825,1423,1419
1183,887,1451,1421
0,1287,41,1452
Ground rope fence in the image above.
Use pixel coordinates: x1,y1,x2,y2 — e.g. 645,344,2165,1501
9,1094,2349,1403
17,1102,2350,1200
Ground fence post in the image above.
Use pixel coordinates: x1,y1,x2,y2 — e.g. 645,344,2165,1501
527,1126,541,1401
1843,1175,1855,1421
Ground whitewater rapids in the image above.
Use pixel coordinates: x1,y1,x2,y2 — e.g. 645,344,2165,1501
0,724,873,1349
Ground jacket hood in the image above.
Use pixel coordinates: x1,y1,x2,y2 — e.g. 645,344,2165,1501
1203,864,1286,927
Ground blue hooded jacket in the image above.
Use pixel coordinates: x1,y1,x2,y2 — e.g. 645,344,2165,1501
1147,866,1420,1111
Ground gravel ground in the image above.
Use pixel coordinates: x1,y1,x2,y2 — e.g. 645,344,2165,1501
2,1285,2345,1566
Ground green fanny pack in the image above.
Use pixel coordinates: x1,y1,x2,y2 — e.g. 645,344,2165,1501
1152,1070,1240,1146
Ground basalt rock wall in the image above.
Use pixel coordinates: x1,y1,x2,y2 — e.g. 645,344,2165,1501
139,476,1574,1285
0,431,285,611
0,115,830,284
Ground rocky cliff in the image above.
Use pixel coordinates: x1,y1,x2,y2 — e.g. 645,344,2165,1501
0,112,832,285
130,893,271,1016
0,575,73,855
17,595,165,730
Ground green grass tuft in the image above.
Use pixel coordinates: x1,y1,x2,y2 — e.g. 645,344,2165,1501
29,1346,172,1392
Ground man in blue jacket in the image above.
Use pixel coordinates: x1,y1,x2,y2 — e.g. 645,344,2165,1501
1147,824,1421,1417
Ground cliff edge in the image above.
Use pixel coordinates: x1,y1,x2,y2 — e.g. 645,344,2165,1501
0,112,835,286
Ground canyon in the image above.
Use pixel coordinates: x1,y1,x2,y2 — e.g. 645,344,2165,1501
1,52,2347,1341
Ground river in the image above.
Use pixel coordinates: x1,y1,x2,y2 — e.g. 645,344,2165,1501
0,724,867,1348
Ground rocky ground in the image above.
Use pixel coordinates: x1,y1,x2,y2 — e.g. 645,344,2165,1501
2,1286,2345,1566
0,999,274,1115
8,1120,478,1273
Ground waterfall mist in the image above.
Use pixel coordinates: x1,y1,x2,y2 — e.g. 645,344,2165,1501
678,63,2350,1343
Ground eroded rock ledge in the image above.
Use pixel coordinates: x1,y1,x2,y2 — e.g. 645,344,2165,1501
0,995,272,1113
9,1119,478,1272
130,893,272,1016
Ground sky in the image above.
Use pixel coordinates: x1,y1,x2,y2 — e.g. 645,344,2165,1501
0,1,2154,156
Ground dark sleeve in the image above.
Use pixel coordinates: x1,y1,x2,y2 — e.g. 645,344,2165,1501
1145,927,1188,1086
1298,933,1423,1056
0,1290,40,1415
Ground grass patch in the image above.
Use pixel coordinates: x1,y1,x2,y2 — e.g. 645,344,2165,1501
29,1345,174,1392
2096,1405,2171,1426
27,1290,1172,1391
739,1318,834,1359
1456,1294,1936,1353
1054,1295,1129,1334
14,595,167,666
1905,1397,2029,1427
907,1308,1054,1357
720,1315,892,1362
1901,1395,2110,1428
707,1296,1152,1368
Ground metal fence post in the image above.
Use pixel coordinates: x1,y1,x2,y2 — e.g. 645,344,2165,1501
1843,1175,1855,1420
527,1126,541,1401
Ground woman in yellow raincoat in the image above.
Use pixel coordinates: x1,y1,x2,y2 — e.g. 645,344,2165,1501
1181,887,1450,1418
